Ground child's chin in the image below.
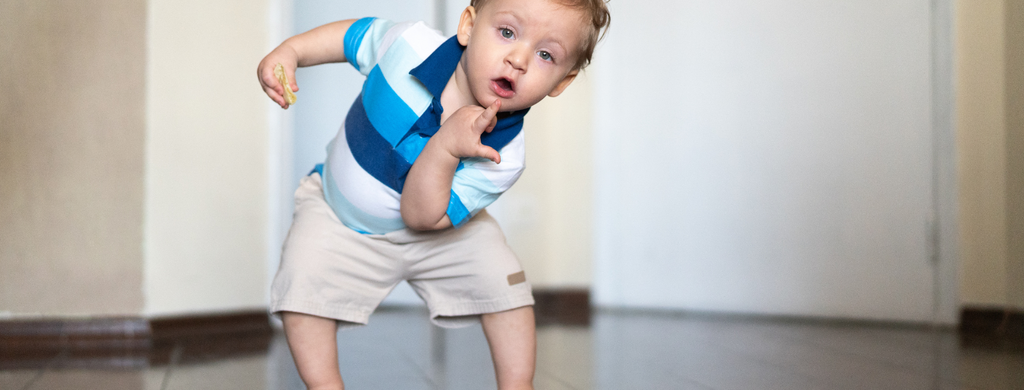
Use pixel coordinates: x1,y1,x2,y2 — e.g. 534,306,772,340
476,97,511,111
500,99,535,112
495,102,522,112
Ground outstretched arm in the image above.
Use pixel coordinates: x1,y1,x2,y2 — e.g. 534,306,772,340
257,19,358,109
401,100,502,231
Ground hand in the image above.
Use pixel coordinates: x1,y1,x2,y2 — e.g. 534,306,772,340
257,44,300,109
435,100,502,164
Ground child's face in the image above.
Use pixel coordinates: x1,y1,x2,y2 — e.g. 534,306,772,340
456,0,584,111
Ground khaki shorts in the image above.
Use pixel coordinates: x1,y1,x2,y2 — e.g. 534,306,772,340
270,173,534,329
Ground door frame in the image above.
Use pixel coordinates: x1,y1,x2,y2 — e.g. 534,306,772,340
930,0,959,325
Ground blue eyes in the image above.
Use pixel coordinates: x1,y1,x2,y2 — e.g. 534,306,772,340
498,27,555,62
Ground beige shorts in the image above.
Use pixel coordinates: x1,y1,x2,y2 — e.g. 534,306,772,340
270,173,534,329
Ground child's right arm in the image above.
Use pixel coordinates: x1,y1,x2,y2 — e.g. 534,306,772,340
400,101,502,231
257,19,359,109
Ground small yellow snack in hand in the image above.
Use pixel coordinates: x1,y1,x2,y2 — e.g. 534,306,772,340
274,63,297,105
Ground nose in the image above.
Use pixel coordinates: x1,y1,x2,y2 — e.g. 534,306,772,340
505,45,529,72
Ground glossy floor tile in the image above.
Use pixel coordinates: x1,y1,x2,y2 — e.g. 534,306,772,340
0,369,39,389
4,308,1022,390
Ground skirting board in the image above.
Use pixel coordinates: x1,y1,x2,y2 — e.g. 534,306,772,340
0,311,272,369
533,288,591,326
959,306,1024,351
0,290,592,369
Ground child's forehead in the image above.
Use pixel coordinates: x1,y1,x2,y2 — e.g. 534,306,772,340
480,0,587,25
480,0,588,42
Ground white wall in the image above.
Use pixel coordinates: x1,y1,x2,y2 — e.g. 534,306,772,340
592,0,954,322
145,0,270,316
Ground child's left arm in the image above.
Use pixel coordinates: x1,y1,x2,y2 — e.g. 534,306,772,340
400,101,501,231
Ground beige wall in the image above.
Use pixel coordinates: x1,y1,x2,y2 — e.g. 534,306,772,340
496,74,594,289
0,0,147,316
956,0,1024,310
0,0,272,318
144,0,270,316
1006,0,1024,310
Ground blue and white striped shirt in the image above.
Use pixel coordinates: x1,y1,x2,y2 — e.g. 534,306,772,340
320,17,529,234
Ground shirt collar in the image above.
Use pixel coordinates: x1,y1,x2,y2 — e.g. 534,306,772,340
407,34,530,151
409,36,463,98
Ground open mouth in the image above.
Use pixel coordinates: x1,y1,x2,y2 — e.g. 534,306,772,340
491,77,515,98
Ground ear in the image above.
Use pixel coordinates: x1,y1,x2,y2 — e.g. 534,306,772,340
547,70,579,98
457,6,477,46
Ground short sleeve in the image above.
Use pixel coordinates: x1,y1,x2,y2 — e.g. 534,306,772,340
447,132,527,227
344,17,395,76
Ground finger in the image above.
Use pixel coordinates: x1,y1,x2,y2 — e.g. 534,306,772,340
261,84,286,108
484,115,497,133
484,99,500,118
263,68,293,108
267,87,289,109
262,71,283,97
288,68,299,92
260,84,279,103
474,99,501,131
258,62,290,109
479,146,500,164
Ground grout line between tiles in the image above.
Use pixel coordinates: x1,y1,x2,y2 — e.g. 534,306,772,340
18,348,68,390
159,344,183,390
17,368,44,390
17,367,44,390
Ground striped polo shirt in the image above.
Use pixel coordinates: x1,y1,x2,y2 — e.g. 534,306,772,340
320,17,530,234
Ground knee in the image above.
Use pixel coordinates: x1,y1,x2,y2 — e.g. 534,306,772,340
497,377,534,390
308,384,344,390
496,365,535,390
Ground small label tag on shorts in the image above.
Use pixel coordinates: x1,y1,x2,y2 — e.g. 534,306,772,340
507,271,527,286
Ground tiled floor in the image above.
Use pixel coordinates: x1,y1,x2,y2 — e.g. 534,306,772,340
2,308,1022,390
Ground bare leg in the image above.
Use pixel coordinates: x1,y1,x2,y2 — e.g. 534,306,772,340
282,311,345,390
480,306,536,390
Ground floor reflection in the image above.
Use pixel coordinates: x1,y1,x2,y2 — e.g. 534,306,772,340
3,308,1022,390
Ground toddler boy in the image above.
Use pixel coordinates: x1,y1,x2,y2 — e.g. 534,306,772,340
257,0,609,388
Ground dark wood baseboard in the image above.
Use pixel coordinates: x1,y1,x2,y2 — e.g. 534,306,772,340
533,289,590,326
0,290,592,369
959,306,1024,351
0,311,272,369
